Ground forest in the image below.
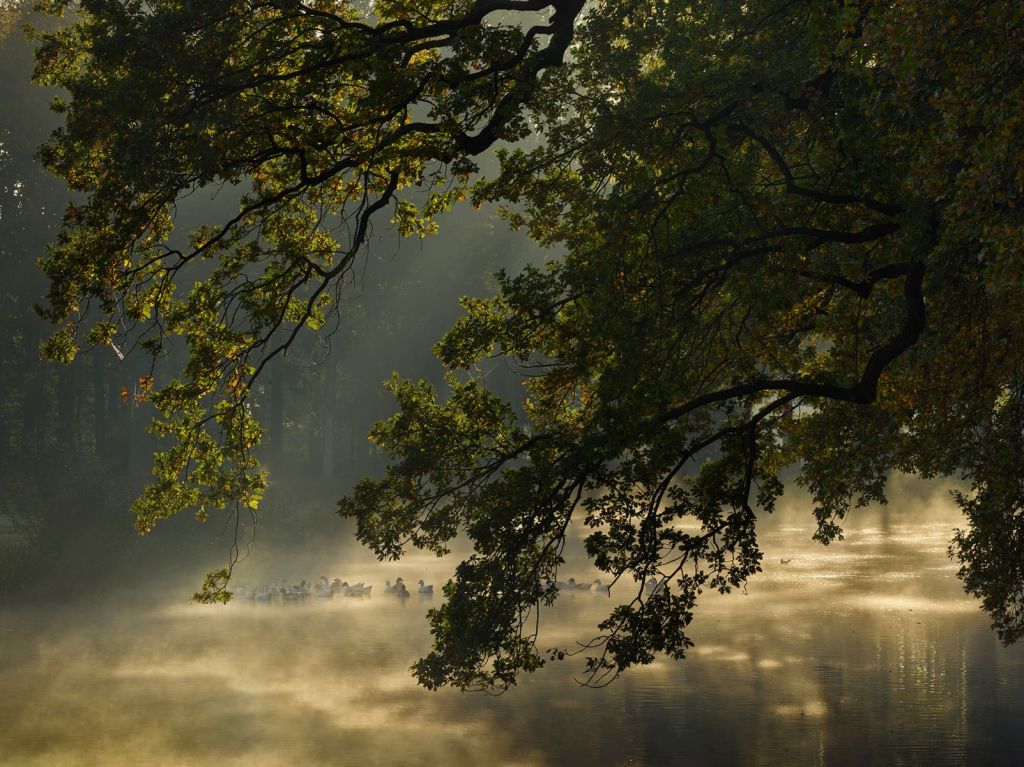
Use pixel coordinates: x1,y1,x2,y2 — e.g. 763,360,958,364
0,0,529,600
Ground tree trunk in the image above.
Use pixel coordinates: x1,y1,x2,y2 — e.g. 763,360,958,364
20,357,45,457
93,352,107,458
321,360,335,479
269,365,284,466
57,366,77,457
0,357,7,470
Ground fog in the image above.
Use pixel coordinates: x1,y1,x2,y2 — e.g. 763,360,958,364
3,479,1023,766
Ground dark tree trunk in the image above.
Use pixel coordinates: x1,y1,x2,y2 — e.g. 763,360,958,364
0,359,7,470
269,366,284,466
57,366,77,456
20,356,46,457
321,360,335,479
93,352,107,458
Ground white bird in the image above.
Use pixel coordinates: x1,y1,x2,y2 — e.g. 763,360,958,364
384,580,397,595
315,584,334,598
418,579,434,595
644,578,666,595
233,584,256,600
593,579,609,593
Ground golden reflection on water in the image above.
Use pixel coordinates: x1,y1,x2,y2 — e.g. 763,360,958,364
2,498,1024,766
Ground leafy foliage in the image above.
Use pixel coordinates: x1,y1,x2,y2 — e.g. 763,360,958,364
32,0,1024,690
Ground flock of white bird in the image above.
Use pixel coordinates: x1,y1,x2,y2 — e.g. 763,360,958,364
543,577,605,593
543,577,667,595
232,575,434,602
233,575,668,602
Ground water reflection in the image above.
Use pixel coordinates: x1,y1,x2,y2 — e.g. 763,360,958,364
2,509,1023,766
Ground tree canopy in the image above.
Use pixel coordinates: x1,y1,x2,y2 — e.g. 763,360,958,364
30,0,1024,690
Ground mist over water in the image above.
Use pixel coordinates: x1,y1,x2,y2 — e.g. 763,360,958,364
3,479,1023,766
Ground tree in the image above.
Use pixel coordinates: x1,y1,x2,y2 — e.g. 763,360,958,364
30,0,1024,690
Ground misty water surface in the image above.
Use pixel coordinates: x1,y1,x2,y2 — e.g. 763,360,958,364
2,484,1024,767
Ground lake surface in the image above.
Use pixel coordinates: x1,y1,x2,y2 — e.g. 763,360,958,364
2,503,1023,766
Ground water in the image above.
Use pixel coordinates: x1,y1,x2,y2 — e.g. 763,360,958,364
2,509,1023,766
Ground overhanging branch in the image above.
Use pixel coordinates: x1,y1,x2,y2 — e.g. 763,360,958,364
657,259,926,425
